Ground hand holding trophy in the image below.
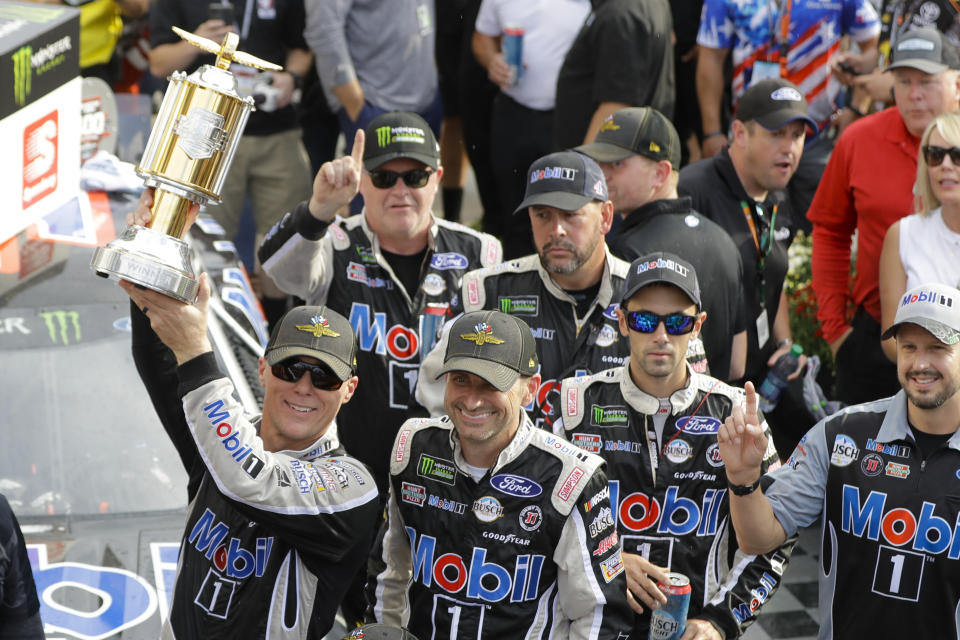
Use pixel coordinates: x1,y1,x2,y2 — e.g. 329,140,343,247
91,27,280,302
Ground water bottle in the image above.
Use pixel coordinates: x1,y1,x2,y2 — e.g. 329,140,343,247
757,344,803,413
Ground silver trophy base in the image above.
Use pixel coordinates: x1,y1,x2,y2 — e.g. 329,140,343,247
91,225,199,303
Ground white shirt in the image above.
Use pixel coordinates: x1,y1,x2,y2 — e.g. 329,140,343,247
899,207,960,291
475,0,590,110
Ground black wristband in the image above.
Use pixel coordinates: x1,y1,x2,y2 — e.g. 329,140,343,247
728,476,761,496
289,70,303,90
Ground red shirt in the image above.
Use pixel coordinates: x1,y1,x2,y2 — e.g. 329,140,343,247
808,107,920,344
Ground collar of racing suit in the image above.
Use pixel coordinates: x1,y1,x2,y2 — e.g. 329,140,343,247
618,362,702,416
268,417,344,459
876,390,960,451
447,412,536,476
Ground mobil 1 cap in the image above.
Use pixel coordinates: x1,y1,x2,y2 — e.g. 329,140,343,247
887,27,960,74
575,107,681,168
436,310,539,392
620,252,701,309
364,111,440,170
881,283,960,345
513,151,608,214
265,306,358,380
735,78,817,131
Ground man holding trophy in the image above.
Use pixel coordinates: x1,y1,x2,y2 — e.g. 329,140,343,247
94,27,381,638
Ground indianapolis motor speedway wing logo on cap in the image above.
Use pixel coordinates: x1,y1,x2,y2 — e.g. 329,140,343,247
460,322,505,346
296,315,341,338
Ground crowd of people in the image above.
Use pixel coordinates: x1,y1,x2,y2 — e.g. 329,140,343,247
4,0,960,639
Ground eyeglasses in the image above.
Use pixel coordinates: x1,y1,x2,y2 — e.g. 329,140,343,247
368,168,434,189
624,311,697,335
923,145,960,167
271,358,344,390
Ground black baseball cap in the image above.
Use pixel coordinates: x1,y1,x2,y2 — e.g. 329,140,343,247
363,111,440,170
436,310,539,392
513,151,608,214
576,107,681,168
886,27,960,74
735,78,817,131
620,252,702,309
881,283,960,344
265,306,358,381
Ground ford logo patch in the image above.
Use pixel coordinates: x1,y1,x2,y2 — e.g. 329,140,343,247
430,252,469,270
490,473,543,498
676,415,722,435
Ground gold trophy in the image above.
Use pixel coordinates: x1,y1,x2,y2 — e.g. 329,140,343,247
91,27,280,302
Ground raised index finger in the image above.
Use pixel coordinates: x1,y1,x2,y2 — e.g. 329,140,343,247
351,128,365,167
744,380,758,423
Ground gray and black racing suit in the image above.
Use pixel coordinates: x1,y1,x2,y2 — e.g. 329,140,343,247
131,305,380,639
373,415,634,639
557,365,794,638
259,202,501,491
764,392,960,638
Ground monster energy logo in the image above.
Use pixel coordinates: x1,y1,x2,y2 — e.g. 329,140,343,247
417,453,456,485
376,126,392,147
498,296,538,315
591,405,629,426
13,45,31,107
40,311,81,345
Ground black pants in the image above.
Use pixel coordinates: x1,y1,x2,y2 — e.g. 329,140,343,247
834,307,901,405
490,94,555,259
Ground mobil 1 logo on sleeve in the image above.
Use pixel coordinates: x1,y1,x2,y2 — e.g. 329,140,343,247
831,434,859,467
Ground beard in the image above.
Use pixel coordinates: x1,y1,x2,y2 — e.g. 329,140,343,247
902,368,960,409
538,233,600,275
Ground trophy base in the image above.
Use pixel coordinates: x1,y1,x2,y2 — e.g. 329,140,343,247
91,225,199,303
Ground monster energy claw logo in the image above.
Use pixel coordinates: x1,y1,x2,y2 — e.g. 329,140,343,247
417,453,456,485
376,126,392,147
40,311,81,345
591,405,629,426
13,45,31,107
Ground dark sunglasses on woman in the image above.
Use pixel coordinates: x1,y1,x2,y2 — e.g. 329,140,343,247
923,145,960,167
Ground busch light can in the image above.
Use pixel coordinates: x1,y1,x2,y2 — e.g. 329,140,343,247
648,572,691,640
502,26,524,86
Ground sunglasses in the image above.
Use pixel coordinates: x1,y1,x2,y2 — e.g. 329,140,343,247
624,311,697,335
923,145,960,167
271,358,344,390
368,168,434,189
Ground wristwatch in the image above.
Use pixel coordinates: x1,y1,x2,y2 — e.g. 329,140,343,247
728,476,761,496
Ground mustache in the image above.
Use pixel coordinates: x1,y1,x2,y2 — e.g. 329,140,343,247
541,239,578,254
907,369,941,379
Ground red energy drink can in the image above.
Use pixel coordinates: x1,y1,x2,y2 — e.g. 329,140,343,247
648,572,691,640
502,26,524,86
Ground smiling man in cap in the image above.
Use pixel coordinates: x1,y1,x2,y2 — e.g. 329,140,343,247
578,106,749,382
556,252,790,640
375,309,633,639
120,277,379,639
719,282,960,638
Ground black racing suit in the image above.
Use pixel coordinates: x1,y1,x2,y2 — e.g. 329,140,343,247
417,250,711,427
764,391,960,638
259,202,502,491
131,305,380,639
557,365,794,638
0,495,43,638
373,415,634,639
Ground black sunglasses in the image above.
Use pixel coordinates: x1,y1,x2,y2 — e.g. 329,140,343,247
923,145,960,167
368,168,434,189
624,311,697,335
271,358,344,390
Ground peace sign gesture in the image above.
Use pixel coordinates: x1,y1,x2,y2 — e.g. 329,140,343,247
308,128,366,221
